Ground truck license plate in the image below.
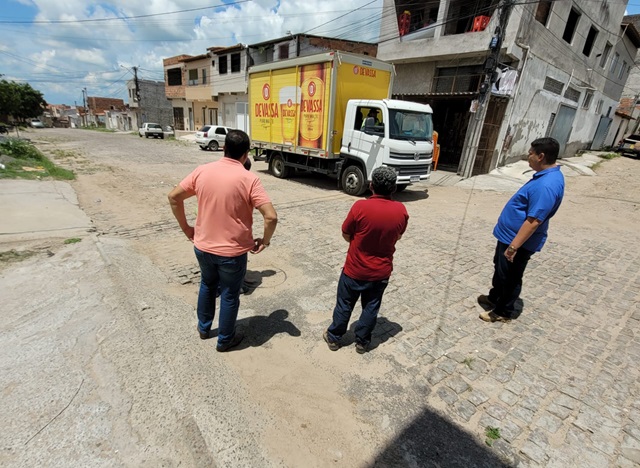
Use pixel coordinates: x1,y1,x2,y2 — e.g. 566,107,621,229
410,175,420,183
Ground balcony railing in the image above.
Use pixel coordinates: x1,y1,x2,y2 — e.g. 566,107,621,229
431,73,483,94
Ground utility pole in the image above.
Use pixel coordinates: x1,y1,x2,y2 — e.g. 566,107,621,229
458,0,516,178
82,87,87,127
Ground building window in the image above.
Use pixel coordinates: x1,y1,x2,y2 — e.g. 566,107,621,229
582,91,594,110
188,69,198,86
583,26,598,57
595,99,603,114
600,42,612,68
610,52,620,75
231,53,241,73
219,56,228,74
562,7,581,44
201,68,208,85
564,86,581,103
167,68,182,86
535,1,552,26
279,44,289,60
619,60,627,79
543,76,564,95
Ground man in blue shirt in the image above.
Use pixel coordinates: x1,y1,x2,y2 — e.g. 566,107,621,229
478,137,565,322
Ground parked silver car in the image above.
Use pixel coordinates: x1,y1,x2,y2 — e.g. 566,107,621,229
195,125,232,151
30,119,45,128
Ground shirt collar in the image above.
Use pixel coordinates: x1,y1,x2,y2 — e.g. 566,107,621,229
533,165,560,179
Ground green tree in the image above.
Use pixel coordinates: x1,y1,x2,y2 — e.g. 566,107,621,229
0,80,47,121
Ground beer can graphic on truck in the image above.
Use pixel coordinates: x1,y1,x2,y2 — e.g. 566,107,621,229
298,63,326,148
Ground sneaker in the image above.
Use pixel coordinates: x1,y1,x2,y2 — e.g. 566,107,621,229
477,294,496,311
479,311,511,323
216,331,244,352
323,330,340,351
355,342,367,354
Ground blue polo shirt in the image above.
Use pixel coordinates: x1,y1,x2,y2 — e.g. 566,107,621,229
493,165,564,252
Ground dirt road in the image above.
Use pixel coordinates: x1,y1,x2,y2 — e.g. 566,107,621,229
2,128,639,467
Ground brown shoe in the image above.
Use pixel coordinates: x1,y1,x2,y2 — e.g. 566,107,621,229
479,311,510,323
323,331,341,351
477,295,496,311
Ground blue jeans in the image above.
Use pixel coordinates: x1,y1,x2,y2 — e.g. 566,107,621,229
327,271,389,346
489,241,534,318
194,247,247,346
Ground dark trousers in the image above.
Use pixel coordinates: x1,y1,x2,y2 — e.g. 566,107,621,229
489,241,534,318
327,271,388,346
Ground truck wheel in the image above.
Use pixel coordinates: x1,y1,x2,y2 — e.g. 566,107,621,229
342,165,367,196
207,141,219,151
269,153,290,178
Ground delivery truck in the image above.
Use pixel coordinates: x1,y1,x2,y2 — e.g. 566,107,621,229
249,51,434,195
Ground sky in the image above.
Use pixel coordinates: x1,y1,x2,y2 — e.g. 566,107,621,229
0,0,384,106
2,1,640,107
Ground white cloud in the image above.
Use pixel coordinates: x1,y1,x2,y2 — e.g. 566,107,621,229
1,0,383,104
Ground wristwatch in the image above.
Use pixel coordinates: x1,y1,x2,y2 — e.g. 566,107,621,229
507,245,517,252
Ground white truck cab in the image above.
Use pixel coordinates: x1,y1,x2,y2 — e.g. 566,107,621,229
340,99,434,194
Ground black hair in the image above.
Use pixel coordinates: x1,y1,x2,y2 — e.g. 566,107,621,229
371,166,397,196
224,130,251,160
530,137,560,164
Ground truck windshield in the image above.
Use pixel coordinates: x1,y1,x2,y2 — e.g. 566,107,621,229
389,110,433,141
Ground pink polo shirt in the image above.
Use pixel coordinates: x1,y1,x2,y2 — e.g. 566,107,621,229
179,157,271,256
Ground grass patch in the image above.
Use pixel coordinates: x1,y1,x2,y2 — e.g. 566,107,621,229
51,149,79,159
485,426,501,447
462,357,475,369
600,152,619,160
64,237,82,244
0,249,36,265
79,126,115,133
0,138,75,180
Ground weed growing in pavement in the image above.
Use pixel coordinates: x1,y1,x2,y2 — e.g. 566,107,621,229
0,138,75,180
462,357,475,369
52,149,79,159
485,426,501,446
64,238,82,244
600,153,619,160
0,249,36,265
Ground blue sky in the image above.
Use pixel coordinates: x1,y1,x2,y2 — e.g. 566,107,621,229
0,0,383,106
1,1,639,107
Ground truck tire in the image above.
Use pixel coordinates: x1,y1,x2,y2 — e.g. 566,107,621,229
269,153,290,178
207,141,219,151
342,165,367,196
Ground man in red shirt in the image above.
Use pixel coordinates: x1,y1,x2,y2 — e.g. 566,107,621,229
324,166,409,354
168,130,277,352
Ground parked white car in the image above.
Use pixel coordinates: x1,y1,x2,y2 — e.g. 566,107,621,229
195,125,233,151
30,119,45,128
139,123,164,139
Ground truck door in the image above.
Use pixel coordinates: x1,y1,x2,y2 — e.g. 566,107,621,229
353,106,385,178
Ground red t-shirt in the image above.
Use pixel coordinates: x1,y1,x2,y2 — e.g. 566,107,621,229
342,195,409,281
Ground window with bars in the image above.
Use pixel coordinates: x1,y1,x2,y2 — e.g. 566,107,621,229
564,86,581,103
543,76,564,95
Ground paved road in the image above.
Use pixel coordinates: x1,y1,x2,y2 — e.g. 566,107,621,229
1,128,639,467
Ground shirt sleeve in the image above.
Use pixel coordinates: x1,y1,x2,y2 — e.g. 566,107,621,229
527,186,556,222
342,204,357,236
250,177,271,208
178,168,198,195
399,208,409,236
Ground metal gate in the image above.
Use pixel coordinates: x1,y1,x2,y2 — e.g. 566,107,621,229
548,104,577,157
591,116,612,150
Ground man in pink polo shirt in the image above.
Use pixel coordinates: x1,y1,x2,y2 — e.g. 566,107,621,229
324,166,409,354
168,130,277,352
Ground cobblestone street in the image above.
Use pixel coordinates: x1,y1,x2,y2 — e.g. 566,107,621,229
3,129,639,467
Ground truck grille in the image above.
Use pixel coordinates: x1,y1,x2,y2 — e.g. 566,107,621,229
389,151,431,161
386,164,431,176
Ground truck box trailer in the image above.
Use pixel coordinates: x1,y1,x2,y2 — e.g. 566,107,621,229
249,51,433,195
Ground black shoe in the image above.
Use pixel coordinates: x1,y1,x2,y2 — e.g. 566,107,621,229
355,342,368,354
477,294,496,311
198,326,212,340
216,331,244,352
